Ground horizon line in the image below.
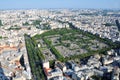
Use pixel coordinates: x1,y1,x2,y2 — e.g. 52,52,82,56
0,8,120,10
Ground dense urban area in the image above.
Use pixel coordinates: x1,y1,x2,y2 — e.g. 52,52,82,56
0,9,120,80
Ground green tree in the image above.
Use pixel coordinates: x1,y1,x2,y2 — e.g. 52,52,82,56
0,20,2,26
23,22,29,26
0,36,2,39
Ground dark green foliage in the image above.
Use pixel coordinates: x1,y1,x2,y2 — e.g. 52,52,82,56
43,38,64,61
49,60,55,68
0,20,2,26
116,20,120,31
0,36,2,39
8,26,21,30
24,34,45,80
34,28,73,39
23,22,29,26
103,23,116,26
33,23,120,62
91,75,102,80
32,20,41,25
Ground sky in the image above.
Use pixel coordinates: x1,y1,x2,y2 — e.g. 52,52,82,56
0,0,120,9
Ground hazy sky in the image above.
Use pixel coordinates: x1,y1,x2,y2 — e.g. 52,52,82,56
0,0,120,9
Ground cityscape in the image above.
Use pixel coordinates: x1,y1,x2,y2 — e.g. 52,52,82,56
0,0,120,80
